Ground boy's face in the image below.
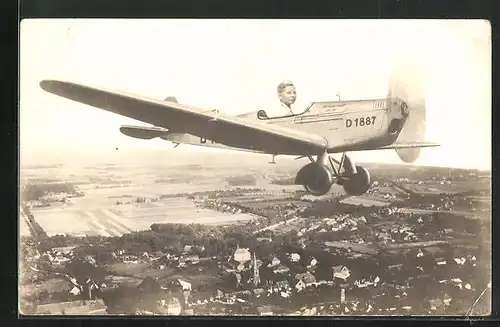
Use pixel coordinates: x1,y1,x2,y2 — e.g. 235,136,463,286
279,85,297,106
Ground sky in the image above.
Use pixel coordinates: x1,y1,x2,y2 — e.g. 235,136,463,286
20,19,491,170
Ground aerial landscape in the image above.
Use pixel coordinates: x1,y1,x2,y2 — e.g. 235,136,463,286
19,19,490,317
19,150,491,316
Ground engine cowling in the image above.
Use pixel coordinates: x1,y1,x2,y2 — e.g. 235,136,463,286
295,163,334,196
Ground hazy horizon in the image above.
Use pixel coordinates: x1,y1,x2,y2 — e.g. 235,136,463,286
20,19,491,171
19,146,491,172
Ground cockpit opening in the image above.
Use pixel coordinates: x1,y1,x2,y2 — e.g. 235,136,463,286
256,108,310,120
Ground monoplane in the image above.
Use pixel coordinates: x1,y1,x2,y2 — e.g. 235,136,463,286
40,59,439,196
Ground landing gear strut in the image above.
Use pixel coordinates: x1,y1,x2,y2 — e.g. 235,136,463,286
297,152,371,196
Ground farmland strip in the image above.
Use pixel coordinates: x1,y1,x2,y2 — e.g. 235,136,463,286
89,210,123,236
79,211,114,237
101,209,135,232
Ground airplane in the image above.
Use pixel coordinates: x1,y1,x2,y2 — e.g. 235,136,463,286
39,58,439,197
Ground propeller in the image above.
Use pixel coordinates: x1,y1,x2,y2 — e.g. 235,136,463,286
387,57,427,163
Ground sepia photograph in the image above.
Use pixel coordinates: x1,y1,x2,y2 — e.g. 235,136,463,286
19,19,491,316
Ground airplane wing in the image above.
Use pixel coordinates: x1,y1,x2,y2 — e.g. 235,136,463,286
40,80,328,156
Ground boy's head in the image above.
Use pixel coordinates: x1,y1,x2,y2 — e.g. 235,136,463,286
277,80,297,107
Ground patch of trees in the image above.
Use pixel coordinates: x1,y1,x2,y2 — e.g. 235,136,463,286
205,188,263,199
102,277,163,314
21,182,78,201
59,257,108,284
38,234,108,253
271,177,295,185
300,201,375,218
159,193,194,199
127,222,301,260
225,174,257,186
74,245,117,265
30,220,327,273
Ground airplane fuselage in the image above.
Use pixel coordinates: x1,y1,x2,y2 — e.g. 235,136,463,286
161,97,408,156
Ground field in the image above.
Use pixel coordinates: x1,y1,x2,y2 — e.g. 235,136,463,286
20,153,491,238
20,157,290,237
31,196,257,237
32,207,136,237
340,195,391,207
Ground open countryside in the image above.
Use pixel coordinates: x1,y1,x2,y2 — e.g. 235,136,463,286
19,152,491,316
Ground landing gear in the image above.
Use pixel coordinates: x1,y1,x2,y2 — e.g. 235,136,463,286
338,165,371,196
296,162,334,195
295,152,372,196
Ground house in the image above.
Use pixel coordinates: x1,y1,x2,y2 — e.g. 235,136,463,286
216,289,225,299
280,291,291,298
52,246,76,256
289,253,300,262
184,255,200,264
273,264,290,274
435,257,447,265
85,255,97,266
267,257,281,268
257,305,273,316
295,280,306,292
307,258,318,269
275,280,290,290
354,276,380,288
253,288,265,297
332,265,351,281
387,264,403,270
165,297,182,315
178,279,192,291
123,255,139,264
183,245,193,254
69,286,81,296
295,272,316,284
234,247,251,263
53,257,70,265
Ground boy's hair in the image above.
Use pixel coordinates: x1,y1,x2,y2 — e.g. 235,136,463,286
277,80,295,94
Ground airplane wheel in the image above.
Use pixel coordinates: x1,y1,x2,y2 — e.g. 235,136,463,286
342,166,371,196
299,163,334,196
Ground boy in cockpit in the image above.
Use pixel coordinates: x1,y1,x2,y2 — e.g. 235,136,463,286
277,80,297,116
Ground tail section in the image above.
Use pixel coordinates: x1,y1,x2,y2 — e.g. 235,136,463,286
119,125,169,139
165,96,178,103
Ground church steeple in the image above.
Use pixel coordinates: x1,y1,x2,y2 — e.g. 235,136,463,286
253,252,260,287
